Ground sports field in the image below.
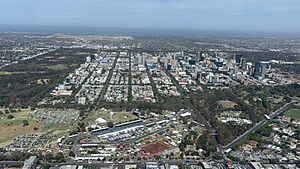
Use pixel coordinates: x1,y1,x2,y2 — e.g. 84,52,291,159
284,108,300,119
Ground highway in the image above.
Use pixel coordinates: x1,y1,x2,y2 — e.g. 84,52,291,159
224,102,295,149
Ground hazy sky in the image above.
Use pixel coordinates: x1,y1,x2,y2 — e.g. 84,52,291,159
1,0,300,33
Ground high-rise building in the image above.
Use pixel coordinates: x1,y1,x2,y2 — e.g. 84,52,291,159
235,54,243,64
138,55,146,66
133,54,145,66
189,59,196,65
90,54,96,61
254,61,268,80
196,50,201,61
241,57,247,70
133,56,139,65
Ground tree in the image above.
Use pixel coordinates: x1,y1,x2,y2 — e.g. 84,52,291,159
77,122,85,131
196,131,217,157
44,153,53,162
55,152,65,162
23,120,29,127
69,151,75,157
7,114,14,119
107,121,114,128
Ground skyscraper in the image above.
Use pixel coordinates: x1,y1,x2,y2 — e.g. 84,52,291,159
241,57,247,70
138,54,146,66
235,54,243,64
254,61,268,80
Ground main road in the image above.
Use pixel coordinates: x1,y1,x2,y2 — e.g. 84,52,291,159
224,102,295,149
41,160,198,167
97,52,119,102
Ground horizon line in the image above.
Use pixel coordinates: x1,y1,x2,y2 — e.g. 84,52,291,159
1,24,300,38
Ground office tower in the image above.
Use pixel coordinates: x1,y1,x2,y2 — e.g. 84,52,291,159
138,54,146,66
133,56,139,65
235,54,243,64
254,61,267,80
90,54,96,61
189,59,196,65
241,57,247,70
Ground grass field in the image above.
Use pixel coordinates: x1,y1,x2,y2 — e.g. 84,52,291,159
272,96,284,104
112,112,138,123
46,64,67,71
0,71,23,76
0,110,46,147
284,108,300,119
76,52,90,55
0,109,78,148
85,111,138,125
218,100,237,109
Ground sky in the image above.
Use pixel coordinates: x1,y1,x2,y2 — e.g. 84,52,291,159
0,0,300,33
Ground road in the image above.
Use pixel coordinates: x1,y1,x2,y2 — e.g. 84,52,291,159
67,62,99,105
128,52,133,102
159,61,186,95
97,52,119,102
145,60,160,101
41,160,198,167
159,60,212,129
0,48,57,69
0,161,24,166
224,102,295,149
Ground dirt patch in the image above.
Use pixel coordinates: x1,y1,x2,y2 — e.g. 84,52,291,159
140,141,170,155
0,121,46,143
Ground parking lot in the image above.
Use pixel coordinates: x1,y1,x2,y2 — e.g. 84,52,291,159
30,109,79,125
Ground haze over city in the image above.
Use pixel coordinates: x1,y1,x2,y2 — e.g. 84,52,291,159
1,0,300,34
0,0,300,169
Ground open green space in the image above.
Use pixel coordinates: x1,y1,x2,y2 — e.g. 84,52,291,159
0,71,24,76
85,111,138,125
284,108,300,119
46,64,67,71
76,52,90,55
0,109,78,148
0,48,96,107
0,110,46,147
218,100,237,109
